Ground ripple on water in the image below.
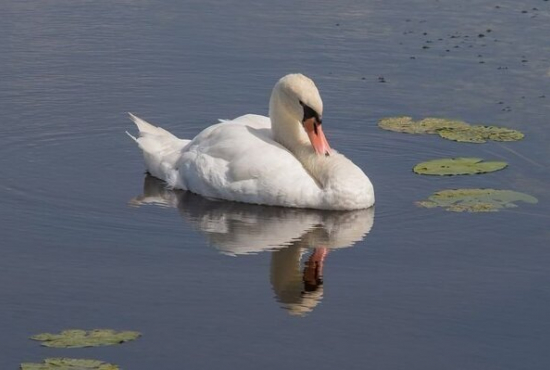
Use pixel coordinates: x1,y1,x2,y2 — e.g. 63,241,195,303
0,122,152,244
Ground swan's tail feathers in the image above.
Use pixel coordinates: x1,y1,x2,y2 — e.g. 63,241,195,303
126,130,138,142
127,113,190,188
128,112,180,140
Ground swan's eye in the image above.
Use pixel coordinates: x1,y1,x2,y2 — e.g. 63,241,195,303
300,102,320,124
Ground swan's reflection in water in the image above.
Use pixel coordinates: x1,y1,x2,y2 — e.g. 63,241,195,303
132,175,374,316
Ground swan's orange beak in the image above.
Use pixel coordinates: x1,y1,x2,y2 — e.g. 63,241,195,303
304,117,331,156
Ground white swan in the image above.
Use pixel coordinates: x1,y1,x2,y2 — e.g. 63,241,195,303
128,74,374,210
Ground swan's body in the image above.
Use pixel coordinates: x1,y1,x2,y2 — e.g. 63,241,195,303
128,74,374,210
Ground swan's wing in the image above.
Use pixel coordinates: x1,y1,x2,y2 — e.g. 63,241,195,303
175,114,321,207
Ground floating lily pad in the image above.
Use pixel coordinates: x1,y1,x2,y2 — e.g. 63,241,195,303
438,125,525,143
416,118,471,134
378,116,469,134
378,116,415,133
20,358,118,370
413,158,508,176
31,329,141,348
416,188,538,212
378,117,524,143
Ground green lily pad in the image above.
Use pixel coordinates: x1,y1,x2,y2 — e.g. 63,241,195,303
413,158,508,176
438,125,525,143
20,358,118,370
378,117,524,143
416,188,538,212
31,329,141,348
378,116,416,133
416,118,471,134
378,116,469,134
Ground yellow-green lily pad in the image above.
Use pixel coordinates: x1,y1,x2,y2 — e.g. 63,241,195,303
20,358,118,370
31,329,141,348
378,116,469,134
438,125,524,143
413,158,508,176
378,117,524,143
416,188,538,212
416,118,471,134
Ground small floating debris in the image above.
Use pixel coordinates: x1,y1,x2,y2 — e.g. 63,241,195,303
416,188,538,212
413,158,508,176
20,358,118,370
378,116,524,143
31,329,141,348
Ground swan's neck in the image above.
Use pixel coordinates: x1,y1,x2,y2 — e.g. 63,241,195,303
269,94,309,152
269,92,328,186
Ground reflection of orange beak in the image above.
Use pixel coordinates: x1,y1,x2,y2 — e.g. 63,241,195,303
303,117,331,156
303,247,328,291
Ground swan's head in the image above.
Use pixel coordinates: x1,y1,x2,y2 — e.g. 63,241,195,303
270,74,332,156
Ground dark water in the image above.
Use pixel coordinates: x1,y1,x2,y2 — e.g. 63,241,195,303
2,0,550,368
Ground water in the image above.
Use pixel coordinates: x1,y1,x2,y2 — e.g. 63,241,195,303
1,0,550,368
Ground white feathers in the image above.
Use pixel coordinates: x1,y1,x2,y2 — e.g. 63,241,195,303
127,112,190,186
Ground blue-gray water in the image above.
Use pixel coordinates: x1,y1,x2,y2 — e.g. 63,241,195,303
2,0,550,369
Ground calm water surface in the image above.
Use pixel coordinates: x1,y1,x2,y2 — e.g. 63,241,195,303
1,0,550,369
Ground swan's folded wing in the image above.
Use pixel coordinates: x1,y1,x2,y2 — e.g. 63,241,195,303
175,115,321,207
